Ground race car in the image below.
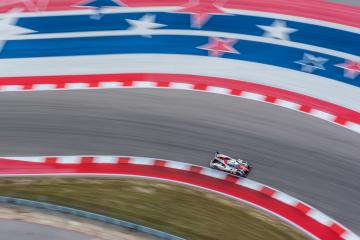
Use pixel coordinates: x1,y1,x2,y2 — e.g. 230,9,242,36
210,152,252,177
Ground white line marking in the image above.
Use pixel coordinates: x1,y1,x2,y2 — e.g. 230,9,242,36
132,81,157,88
164,161,191,171
341,231,360,240
276,99,300,110
345,122,360,134
168,82,194,90
0,85,23,91
57,156,81,164
237,178,262,190
307,209,333,226
64,82,89,89
98,82,123,88
272,192,299,206
129,157,155,165
200,168,227,179
93,156,118,164
0,156,45,162
206,86,231,95
310,109,336,121
241,92,266,101
32,84,57,90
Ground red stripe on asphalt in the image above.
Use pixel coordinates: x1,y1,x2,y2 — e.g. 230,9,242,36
117,157,130,164
299,105,312,113
45,157,57,164
260,186,276,197
330,223,347,236
154,159,167,167
80,156,94,164
295,202,312,214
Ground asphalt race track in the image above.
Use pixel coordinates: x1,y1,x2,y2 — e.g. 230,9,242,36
0,0,359,238
0,220,92,240
0,89,359,234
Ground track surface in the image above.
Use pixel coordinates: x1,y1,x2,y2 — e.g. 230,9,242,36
0,89,359,234
0,220,92,240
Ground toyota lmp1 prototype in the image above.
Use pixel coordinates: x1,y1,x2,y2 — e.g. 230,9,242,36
210,152,252,177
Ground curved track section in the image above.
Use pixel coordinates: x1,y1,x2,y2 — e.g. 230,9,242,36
0,89,359,234
0,0,359,239
0,73,359,132
0,156,356,240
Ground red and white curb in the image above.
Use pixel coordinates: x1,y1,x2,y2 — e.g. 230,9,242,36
0,75,359,134
0,155,358,240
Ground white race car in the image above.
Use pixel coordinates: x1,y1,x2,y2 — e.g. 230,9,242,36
210,152,252,177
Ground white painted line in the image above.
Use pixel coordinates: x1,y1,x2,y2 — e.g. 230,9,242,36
0,85,23,91
98,82,123,88
57,156,81,164
341,231,360,240
168,82,194,90
237,178,262,191
64,83,89,89
200,168,227,179
32,84,57,91
0,156,45,163
310,109,336,121
206,86,231,95
93,156,118,164
345,122,360,134
164,161,191,171
276,99,300,110
129,157,155,165
307,209,333,226
241,92,266,101
272,191,299,206
132,81,157,88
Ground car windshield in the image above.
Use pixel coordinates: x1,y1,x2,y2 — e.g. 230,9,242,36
228,160,239,168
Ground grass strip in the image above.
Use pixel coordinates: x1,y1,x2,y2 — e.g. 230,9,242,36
0,177,308,240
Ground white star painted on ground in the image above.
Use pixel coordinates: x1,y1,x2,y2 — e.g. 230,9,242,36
125,14,167,37
0,8,36,52
257,20,298,41
295,53,328,73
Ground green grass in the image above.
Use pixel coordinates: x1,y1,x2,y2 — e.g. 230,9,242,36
0,177,308,240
